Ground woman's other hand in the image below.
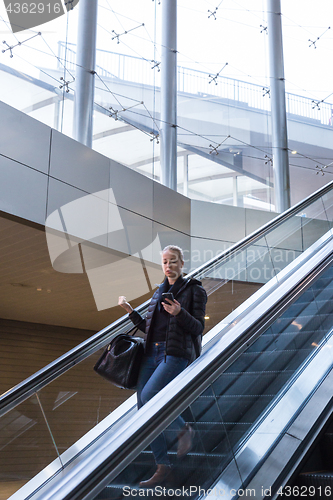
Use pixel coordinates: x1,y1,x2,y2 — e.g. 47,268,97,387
162,298,181,316
118,296,133,314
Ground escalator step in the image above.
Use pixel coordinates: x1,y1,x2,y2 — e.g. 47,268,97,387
95,485,124,499
111,450,227,488
246,330,321,353
167,421,251,453
191,393,273,421
315,287,333,301
321,433,333,470
312,276,333,290
211,370,293,397
270,314,325,336
297,471,333,490
225,348,312,374
98,450,229,499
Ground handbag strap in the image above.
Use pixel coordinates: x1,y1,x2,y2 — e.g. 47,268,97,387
127,325,140,336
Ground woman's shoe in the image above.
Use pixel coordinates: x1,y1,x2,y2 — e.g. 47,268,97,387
139,464,172,487
177,424,194,458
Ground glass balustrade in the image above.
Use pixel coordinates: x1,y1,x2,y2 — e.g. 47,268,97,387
2,184,333,497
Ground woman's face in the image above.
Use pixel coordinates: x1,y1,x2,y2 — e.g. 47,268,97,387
162,249,184,283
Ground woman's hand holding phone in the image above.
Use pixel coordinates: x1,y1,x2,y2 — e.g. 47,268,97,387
162,297,181,316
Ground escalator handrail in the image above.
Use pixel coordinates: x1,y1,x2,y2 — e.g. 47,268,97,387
1,180,333,415
17,228,333,500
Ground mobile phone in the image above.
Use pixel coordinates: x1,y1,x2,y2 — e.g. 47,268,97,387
161,292,174,303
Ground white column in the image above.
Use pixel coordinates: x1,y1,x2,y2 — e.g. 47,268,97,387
233,176,238,207
53,96,61,131
73,0,98,148
160,0,177,190
183,154,188,196
267,0,290,212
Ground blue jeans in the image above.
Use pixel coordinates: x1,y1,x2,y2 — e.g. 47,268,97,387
136,342,188,465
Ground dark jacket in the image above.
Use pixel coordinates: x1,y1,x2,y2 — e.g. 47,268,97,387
129,276,207,361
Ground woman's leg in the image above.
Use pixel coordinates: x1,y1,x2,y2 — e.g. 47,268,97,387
136,354,156,410
140,354,188,465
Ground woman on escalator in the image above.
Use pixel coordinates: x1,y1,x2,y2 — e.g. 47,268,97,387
118,245,207,487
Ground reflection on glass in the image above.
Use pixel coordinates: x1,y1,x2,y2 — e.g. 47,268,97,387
0,393,60,498
198,191,333,329
37,351,135,455
321,190,333,229
300,198,331,251
200,243,269,329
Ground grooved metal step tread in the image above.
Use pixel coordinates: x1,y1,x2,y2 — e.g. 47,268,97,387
297,471,333,491
300,471,333,478
104,451,228,498
140,449,228,461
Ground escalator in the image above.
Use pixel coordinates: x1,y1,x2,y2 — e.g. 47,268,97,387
2,182,333,499
97,255,333,500
9,211,333,500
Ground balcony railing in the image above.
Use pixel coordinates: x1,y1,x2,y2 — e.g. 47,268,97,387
58,41,333,126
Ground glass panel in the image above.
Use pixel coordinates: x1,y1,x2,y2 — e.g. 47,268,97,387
196,190,333,333
209,248,249,282
265,215,303,252
199,243,269,327
300,198,331,250
321,190,333,229
245,237,273,284
301,195,328,221
0,393,60,498
197,190,333,329
91,262,333,499
37,350,135,455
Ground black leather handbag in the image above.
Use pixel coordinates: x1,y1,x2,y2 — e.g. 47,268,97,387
93,327,145,390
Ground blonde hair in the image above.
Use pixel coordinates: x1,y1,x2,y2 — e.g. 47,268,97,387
162,245,184,264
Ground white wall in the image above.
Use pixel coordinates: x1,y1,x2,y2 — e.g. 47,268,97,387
0,101,191,309
189,200,277,271
1,100,329,306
